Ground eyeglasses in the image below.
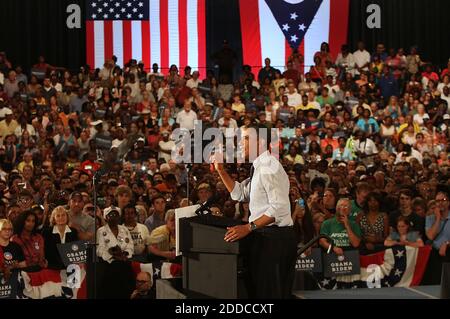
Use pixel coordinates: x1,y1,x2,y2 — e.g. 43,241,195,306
136,280,150,285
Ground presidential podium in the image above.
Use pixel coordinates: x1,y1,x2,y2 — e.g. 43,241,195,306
179,215,249,299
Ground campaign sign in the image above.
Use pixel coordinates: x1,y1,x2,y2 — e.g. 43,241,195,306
324,250,360,277
57,241,88,267
0,272,18,299
295,248,322,273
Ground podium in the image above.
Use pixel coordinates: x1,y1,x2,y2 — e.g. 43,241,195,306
179,215,249,299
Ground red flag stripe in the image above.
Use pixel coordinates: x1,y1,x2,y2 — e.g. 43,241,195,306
411,246,432,286
239,0,262,78
142,21,151,71
299,39,305,75
178,0,188,71
197,0,206,78
360,250,386,268
104,21,114,62
86,21,95,69
122,21,132,65
160,0,170,74
329,0,350,60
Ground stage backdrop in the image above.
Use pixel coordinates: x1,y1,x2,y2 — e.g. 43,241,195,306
0,0,449,74
239,0,349,75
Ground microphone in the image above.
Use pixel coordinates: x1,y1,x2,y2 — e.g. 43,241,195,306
195,194,220,216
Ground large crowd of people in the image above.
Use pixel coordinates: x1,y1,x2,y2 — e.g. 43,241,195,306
0,40,449,298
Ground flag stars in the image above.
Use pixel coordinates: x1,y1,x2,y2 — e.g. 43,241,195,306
282,24,290,31
115,14,120,19
92,2,97,7
290,34,299,43
127,13,132,18
109,8,114,13
97,8,103,13
290,12,298,20
139,2,144,6
394,269,403,277
121,8,126,12
138,13,144,19
91,14,97,19
299,23,306,31
127,2,132,7
103,2,108,7
103,14,108,19
133,8,138,13
115,2,120,7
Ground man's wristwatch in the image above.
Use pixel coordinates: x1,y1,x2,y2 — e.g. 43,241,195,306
249,222,257,232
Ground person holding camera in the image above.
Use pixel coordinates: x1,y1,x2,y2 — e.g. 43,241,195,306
96,206,135,299
319,198,362,255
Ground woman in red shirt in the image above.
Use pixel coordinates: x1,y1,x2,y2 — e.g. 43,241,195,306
12,210,47,271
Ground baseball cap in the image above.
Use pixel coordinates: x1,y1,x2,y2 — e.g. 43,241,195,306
103,206,121,218
338,162,347,168
137,137,145,143
155,183,170,193
107,179,119,186
197,183,211,191
91,120,103,126
69,191,83,200
443,114,450,120
355,165,367,172
4,108,13,115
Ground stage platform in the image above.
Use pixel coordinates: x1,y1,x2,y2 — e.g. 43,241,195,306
293,286,441,299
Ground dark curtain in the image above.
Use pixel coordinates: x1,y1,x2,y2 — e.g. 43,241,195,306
0,0,85,73
205,0,243,82
348,0,450,67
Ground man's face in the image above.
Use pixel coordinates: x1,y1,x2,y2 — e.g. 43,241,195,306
106,211,120,226
70,197,84,213
123,208,136,224
399,194,412,210
153,198,166,213
337,200,350,217
136,273,151,292
265,58,270,67
197,189,211,203
436,193,449,213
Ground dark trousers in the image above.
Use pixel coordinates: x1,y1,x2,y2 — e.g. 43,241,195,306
244,226,297,299
97,259,135,299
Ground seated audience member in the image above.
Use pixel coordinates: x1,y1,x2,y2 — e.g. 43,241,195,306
0,219,27,280
148,209,176,262
357,192,389,254
423,191,450,285
384,216,424,248
130,271,155,299
12,210,47,271
122,204,150,262
42,206,79,269
96,206,135,299
389,189,425,235
319,198,362,255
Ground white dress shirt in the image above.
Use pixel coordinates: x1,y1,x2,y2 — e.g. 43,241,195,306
231,151,293,227
52,225,72,244
353,49,371,75
176,109,198,131
97,224,134,263
354,138,378,156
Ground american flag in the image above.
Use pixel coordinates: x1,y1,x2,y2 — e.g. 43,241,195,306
316,246,432,289
239,0,349,75
86,0,206,75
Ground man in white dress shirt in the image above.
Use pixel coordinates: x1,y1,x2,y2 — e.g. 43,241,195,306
213,125,297,299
